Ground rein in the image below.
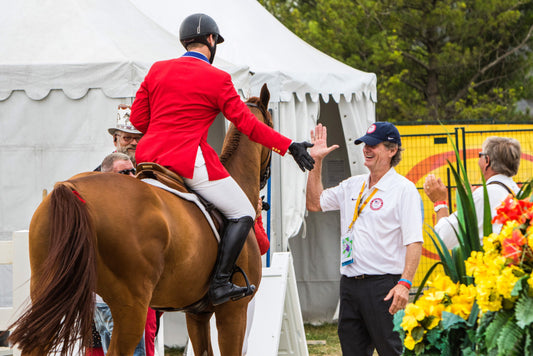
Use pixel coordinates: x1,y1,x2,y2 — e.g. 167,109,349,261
246,102,272,189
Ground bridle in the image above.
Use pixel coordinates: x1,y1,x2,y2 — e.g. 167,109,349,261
246,102,272,190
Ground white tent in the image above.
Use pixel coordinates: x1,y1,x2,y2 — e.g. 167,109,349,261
0,0,249,243
130,0,376,246
0,0,250,323
130,0,377,323
0,0,377,326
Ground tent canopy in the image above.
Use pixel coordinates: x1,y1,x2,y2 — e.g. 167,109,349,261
129,0,377,103
0,0,250,101
0,0,250,241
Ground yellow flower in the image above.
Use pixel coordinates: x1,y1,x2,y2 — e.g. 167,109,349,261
497,265,521,300
405,303,425,321
404,333,416,350
430,274,458,296
401,314,419,332
483,233,501,254
426,315,440,330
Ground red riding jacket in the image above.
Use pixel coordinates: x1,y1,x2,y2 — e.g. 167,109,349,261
130,52,291,180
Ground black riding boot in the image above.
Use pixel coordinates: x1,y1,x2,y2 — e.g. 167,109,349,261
209,216,256,306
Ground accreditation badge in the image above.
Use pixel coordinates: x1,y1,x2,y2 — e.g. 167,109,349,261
341,230,354,266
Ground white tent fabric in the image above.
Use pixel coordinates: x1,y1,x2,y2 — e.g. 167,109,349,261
129,0,377,245
129,0,377,103
0,0,250,244
0,0,249,101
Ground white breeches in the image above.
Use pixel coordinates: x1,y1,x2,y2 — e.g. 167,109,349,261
183,148,255,219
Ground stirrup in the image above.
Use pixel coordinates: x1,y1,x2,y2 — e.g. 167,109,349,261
229,266,256,301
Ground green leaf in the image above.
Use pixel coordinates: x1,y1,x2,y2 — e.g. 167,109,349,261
414,341,425,355
466,301,479,328
461,347,477,356
412,326,425,342
516,294,533,328
441,311,467,330
511,275,528,297
426,327,444,348
485,310,513,350
451,247,468,285
481,176,493,238
447,160,481,254
525,329,533,355
393,309,405,334
427,226,459,282
517,177,533,201
496,318,524,356
414,261,442,302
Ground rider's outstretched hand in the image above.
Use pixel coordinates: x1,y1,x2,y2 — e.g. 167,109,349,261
289,141,315,172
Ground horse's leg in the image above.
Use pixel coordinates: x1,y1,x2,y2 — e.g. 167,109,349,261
214,298,250,356
105,300,148,356
186,311,214,356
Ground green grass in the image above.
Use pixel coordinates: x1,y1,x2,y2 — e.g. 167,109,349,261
164,323,342,355
164,345,185,356
305,322,341,356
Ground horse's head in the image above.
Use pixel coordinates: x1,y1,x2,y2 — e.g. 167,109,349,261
220,84,273,196
245,84,272,127
245,84,272,189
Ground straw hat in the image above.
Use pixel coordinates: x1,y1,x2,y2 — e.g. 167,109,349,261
108,104,142,135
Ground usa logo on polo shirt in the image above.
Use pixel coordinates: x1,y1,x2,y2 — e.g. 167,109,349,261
370,198,383,210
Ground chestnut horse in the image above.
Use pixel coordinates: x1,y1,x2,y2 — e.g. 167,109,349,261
8,85,274,355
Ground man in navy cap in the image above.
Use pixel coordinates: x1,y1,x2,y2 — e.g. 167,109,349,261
306,122,423,356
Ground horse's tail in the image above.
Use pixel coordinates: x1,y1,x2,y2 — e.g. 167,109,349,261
8,182,97,355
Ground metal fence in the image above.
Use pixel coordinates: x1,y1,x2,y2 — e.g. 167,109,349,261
395,124,533,286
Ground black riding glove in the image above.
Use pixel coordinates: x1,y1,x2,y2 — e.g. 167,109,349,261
288,141,315,172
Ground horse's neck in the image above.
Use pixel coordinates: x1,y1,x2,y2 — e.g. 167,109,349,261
223,133,261,204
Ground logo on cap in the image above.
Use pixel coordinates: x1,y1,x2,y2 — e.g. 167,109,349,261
367,124,377,134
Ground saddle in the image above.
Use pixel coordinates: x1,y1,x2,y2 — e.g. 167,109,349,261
136,162,226,232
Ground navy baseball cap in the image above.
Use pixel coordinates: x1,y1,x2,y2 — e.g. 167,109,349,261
354,122,401,146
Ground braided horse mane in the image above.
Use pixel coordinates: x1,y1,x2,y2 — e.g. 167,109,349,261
220,89,273,166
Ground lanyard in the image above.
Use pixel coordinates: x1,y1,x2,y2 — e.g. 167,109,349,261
348,182,377,230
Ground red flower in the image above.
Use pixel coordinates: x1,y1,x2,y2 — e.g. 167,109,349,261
502,229,527,264
493,196,533,225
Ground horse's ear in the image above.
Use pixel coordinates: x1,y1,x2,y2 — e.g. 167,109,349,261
260,84,270,109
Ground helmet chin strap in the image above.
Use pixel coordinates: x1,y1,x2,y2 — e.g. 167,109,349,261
208,34,218,63
208,43,217,63
193,35,217,63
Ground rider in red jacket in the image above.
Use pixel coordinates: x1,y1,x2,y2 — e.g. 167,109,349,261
131,13,314,306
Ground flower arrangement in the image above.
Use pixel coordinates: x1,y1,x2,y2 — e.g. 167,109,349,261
394,194,533,355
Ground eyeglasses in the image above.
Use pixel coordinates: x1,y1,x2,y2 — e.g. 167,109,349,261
478,152,488,158
118,168,136,176
118,135,142,143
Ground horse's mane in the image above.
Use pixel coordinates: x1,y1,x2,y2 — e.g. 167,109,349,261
220,96,272,165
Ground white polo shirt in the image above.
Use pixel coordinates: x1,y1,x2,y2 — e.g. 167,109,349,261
320,168,423,277
435,174,519,249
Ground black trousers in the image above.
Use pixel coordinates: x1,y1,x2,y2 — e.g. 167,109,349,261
338,274,402,356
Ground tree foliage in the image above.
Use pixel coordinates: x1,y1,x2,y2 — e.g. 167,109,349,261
259,0,533,122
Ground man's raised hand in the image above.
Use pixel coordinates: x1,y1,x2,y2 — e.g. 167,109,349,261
310,124,339,160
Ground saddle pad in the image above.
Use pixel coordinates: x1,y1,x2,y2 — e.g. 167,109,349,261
141,178,220,242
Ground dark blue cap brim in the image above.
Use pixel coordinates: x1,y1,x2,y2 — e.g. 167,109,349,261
354,135,383,146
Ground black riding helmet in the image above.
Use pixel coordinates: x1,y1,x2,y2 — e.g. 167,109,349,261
179,13,224,63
